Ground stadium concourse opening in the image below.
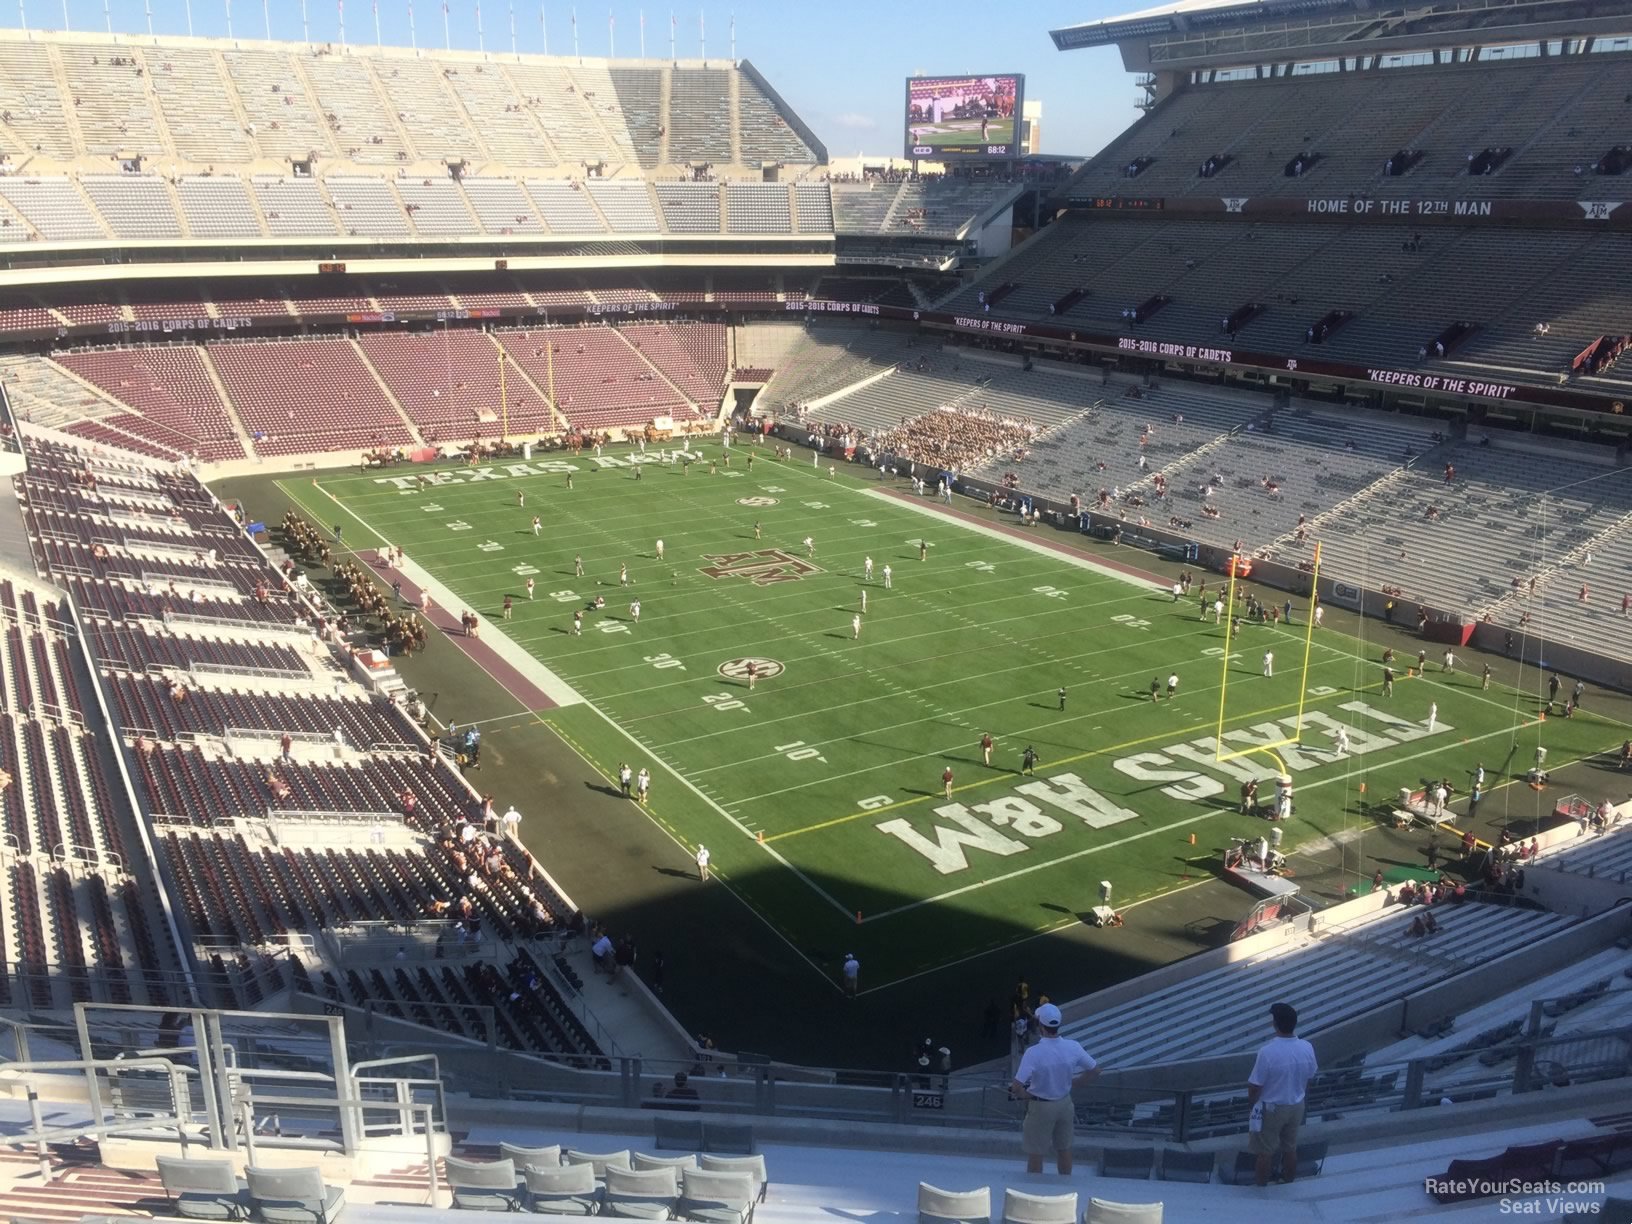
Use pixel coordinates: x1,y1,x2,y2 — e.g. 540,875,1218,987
1,14,1632,1219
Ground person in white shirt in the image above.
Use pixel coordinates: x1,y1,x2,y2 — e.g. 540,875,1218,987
803,536,815,558
695,843,710,882
1333,726,1350,756
883,564,893,589
1313,605,1324,628
852,613,861,640
842,953,860,997
501,805,521,836
1008,1003,1099,1175
1427,701,1438,734
864,556,874,581
1247,1002,1319,1186
655,539,665,561
1263,651,1274,677
636,768,650,806
629,600,641,624
1213,597,1224,623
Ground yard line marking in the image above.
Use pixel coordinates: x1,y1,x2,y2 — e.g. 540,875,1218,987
854,717,1548,926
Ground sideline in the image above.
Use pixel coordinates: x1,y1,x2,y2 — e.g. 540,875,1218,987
283,475,585,708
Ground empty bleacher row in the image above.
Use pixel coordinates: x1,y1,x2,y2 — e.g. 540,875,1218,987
1062,51,1632,204
12,435,595,1050
943,214,1632,394
0,270,792,332
0,564,185,1009
0,36,819,174
1060,899,1577,1067
0,173,827,246
830,180,1020,238
299,944,602,1059
3,319,735,456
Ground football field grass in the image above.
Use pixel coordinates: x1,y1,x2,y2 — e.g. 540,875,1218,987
279,444,1628,993
910,118,1016,150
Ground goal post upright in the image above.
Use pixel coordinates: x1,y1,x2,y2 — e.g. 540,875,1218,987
1290,541,1324,743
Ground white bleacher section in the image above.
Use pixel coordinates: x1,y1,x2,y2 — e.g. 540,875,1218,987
809,354,1099,440
461,176,545,235
175,175,262,239
1059,900,1577,1066
0,356,122,431
655,183,722,234
1285,442,1632,620
586,181,661,233
252,175,339,238
726,183,793,234
381,56,474,163
0,178,106,241
794,184,835,234
526,180,607,234
759,327,921,411
667,68,735,163
79,175,183,240
150,47,259,163
1367,946,1630,1077
0,42,78,160
395,175,479,236
302,53,410,165
325,175,413,239
57,45,164,156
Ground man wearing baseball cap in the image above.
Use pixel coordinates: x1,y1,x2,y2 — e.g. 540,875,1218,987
1008,1002,1100,1174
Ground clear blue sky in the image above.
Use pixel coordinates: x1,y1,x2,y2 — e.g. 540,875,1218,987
16,0,1141,157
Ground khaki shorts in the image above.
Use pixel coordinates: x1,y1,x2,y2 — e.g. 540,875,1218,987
1021,1095,1075,1156
1247,1102,1305,1155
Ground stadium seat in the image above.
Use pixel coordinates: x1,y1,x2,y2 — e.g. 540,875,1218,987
697,1154,766,1202
603,1165,682,1219
999,1189,1077,1224
633,1153,700,1173
677,1169,757,1224
565,1149,635,1181
701,1123,755,1155
1156,1149,1214,1182
502,1142,565,1172
1084,1199,1163,1224
155,1155,251,1220
917,1182,991,1224
1099,1146,1155,1179
244,1166,347,1224
653,1116,705,1151
445,1156,524,1212
523,1163,602,1215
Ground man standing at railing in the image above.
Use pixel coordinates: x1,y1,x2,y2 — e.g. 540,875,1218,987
1008,1003,1099,1175
1246,1002,1319,1187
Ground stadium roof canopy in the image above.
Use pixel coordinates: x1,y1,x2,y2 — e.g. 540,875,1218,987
1050,0,1632,70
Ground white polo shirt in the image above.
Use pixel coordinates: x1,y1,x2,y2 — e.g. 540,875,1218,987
1014,1033,1096,1101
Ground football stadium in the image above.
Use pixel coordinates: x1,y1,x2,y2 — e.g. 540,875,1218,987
0,0,1627,1221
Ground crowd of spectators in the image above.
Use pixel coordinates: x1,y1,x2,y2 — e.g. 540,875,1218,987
865,405,1038,474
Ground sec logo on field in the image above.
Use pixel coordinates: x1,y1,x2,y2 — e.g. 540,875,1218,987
718,657,785,681
737,496,780,507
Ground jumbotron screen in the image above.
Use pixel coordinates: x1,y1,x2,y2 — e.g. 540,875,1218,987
905,74,1024,159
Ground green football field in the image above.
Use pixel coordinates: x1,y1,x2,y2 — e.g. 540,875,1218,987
910,117,1015,150
278,444,1626,993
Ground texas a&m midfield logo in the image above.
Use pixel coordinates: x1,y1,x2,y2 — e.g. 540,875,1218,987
699,549,822,587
